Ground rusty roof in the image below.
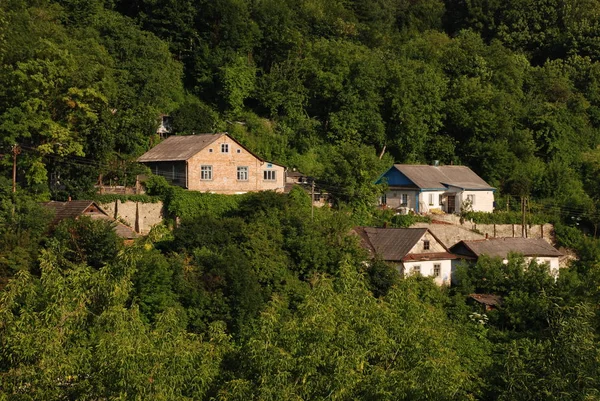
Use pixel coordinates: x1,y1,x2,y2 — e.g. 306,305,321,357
137,133,224,162
392,164,494,190
469,293,503,306
453,238,563,258
354,227,432,261
41,200,105,223
41,200,138,239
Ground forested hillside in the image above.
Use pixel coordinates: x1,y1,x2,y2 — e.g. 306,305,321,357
4,0,600,213
4,0,600,399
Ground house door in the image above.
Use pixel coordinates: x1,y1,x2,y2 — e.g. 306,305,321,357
447,195,456,213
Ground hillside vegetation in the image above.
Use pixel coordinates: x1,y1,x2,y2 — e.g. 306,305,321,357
4,0,600,399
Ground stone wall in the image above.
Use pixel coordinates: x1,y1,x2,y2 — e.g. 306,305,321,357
100,201,164,235
413,220,555,248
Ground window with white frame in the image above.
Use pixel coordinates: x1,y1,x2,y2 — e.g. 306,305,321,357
467,194,475,205
221,143,229,153
201,165,212,180
264,170,276,181
237,166,248,181
433,264,441,277
412,265,421,275
428,193,434,206
401,193,408,206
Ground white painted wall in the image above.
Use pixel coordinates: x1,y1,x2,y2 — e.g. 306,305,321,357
402,260,452,286
503,257,560,278
452,256,561,284
419,190,445,213
383,189,419,211
383,188,494,214
461,190,495,213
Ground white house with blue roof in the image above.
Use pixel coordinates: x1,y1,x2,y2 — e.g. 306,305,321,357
377,164,495,214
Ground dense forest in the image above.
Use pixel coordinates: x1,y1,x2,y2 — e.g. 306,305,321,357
4,0,600,399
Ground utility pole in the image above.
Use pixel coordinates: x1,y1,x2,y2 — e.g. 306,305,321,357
11,144,21,193
311,179,315,221
521,196,526,237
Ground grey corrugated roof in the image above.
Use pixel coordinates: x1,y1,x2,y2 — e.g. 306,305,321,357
354,227,428,261
137,134,223,162
393,164,494,190
456,238,563,258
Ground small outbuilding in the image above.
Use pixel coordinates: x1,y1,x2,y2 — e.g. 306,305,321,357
41,200,139,240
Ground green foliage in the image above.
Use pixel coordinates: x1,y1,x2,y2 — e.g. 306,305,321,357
165,188,243,219
52,216,121,269
219,266,489,400
370,209,433,227
92,193,161,204
463,210,555,224
0,179,53,282
170,96,220,134
0,246,228,400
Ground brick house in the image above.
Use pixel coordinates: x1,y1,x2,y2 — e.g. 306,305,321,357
137,133,286,194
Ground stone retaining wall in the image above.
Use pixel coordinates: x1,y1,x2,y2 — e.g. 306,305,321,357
100,201,164,235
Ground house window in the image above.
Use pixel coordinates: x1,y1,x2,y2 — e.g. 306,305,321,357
412,265,421,275
380,193,387,205
401,193,408,206
424,240,430,250
221,143,229,153
439,194,443,205
433,264,441,277
264,170,276,181
209,148,213,153
237,149,241,153
428,193,434,206
201,165,212,180
467,194,475,205
237,166,248,181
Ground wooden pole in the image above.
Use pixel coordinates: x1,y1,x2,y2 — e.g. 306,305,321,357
311,179,315,221
12,144,21,193
521,196,526,237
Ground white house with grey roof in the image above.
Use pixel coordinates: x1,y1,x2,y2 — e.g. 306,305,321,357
376,164,495,214
450,238,563,277
354,227,457,286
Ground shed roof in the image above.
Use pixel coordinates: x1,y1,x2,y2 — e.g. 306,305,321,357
469,293,503,307
452,238,563,258
137,134,223,162
41,200,138,239
42,200,105,223
355,227,435,261
391,164,494,190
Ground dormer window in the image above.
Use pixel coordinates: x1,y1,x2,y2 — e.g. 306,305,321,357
221,143,229,153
